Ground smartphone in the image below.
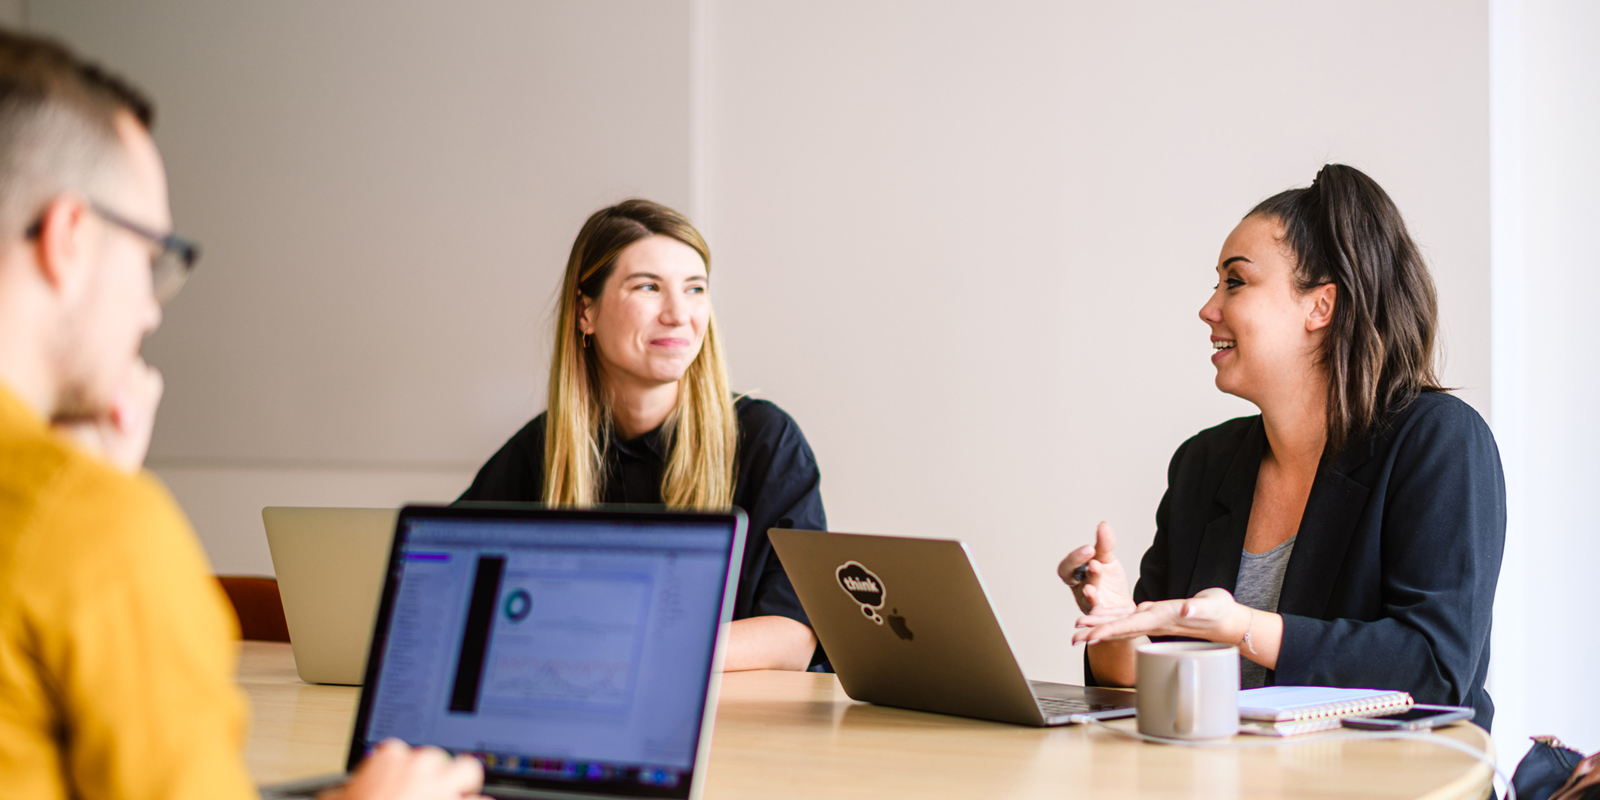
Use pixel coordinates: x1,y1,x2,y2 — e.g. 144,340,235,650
1342,704,1475,731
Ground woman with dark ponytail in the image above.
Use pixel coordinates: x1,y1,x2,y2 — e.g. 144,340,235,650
1057,165,1506,726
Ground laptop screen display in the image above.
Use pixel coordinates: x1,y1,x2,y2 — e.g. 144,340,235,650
354,511,738,797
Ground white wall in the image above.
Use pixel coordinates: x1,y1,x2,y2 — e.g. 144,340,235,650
1518,0,1600,753
1489,0,1600,763
703,1,1488,688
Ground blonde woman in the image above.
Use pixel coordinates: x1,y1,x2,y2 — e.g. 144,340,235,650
460,199,824,672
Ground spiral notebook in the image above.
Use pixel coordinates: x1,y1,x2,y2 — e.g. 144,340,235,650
1237,686,1414,737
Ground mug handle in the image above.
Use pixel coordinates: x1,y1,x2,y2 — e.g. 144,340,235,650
1175,658,1199,735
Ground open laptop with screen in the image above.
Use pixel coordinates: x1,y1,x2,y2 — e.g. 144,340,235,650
262,504,748,800
768,528,1135,727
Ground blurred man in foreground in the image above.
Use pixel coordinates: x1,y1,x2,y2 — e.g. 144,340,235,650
0,30,484,800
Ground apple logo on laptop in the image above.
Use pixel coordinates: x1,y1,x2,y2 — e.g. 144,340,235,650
886,608,914,641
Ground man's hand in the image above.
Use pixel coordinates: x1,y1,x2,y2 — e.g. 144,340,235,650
52,360,163,472
319,739,486,800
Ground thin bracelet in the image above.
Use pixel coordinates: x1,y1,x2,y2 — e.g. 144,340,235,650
1240,608,1257,655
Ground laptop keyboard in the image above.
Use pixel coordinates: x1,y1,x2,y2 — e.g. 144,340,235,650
1037,696,1132,715
1036,697,1096,715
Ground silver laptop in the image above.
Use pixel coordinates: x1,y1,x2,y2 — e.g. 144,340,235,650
263,507,397,685
768,529,1136,727
263,504,747,800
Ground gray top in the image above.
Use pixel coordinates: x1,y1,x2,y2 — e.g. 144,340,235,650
1233,536,1296,689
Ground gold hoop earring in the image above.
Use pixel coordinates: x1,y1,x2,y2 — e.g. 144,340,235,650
582,333,591,349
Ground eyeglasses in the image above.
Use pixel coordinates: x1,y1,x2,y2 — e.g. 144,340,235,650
24,202,200,303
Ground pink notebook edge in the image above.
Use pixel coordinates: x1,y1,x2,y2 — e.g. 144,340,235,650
1237,686,1414,722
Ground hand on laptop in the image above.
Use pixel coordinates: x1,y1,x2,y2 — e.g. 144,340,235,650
1057,521,1136,619
51,358,164,473
321,739,487,800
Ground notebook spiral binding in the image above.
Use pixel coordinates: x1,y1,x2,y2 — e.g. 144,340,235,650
1278,692,1414,722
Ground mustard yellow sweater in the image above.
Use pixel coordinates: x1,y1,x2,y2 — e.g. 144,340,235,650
0,383,256,799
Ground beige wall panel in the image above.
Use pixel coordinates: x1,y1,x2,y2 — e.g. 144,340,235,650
703,1,1489,684
0,0,23,28
30,0,695,581
30,0,695,468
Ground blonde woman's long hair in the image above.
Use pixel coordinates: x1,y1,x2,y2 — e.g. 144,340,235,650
543,199,737,509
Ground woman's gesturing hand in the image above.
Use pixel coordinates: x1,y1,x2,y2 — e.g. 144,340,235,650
1057,522,1136,618
1071,587,1251,647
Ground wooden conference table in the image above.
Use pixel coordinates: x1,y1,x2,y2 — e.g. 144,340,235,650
240,642,1493,800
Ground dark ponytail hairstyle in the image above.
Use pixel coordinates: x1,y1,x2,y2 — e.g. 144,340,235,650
1248,164,1445,458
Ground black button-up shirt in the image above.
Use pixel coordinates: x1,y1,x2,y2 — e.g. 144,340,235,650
458,396,827,637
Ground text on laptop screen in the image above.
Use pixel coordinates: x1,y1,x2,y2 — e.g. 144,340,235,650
360,515,735,793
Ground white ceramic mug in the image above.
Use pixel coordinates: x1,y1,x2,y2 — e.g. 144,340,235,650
1136,642,1239,740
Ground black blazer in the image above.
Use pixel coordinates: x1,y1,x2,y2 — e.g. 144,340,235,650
1100,392,1506,729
